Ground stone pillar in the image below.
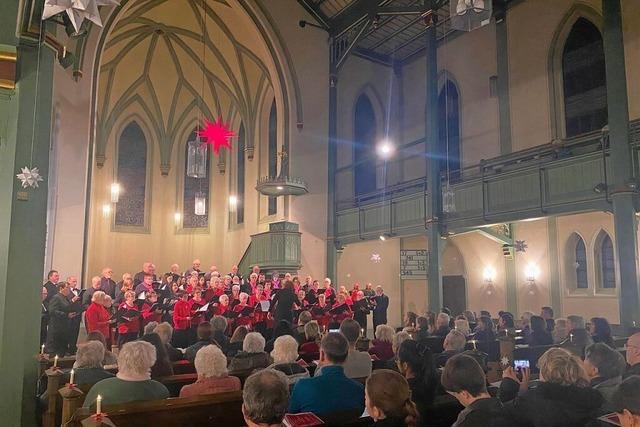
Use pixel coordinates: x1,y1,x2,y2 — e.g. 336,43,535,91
602,0,640,328
326,67,338,282
425,1,442,312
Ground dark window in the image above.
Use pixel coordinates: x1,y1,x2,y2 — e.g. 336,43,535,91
562,18,608,137
115,122,147,227
237,123,245,224
574,236,588,289
354,94,377,197
183,129,209,228
599,233,615,289
438,80,461,181
268,101,277,215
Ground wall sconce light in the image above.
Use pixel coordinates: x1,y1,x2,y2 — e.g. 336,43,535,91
102,203,111,219
174,212,181,226
228,195,238,213
483,266,496,295
376,139,395,159
524,263,540,295
110,183,120,203
194,193,206,216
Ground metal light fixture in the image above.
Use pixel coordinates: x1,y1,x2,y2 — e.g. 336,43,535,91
110,183,120,203
376,140,395,159
451,0,491,32
442,184,456,213
483,266,496,295
174,212,181,226
187,138,208,178
524,263,540,295
102,203,111,219
228,195,238,213
194,192,206,216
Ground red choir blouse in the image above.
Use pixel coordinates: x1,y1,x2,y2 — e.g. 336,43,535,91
117,302,140,335
173,299,192,330
86,301,110,339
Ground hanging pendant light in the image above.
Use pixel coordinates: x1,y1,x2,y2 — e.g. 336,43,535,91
187,137,208,178
194,192,206,216
452,0,491,32
442,184,456,214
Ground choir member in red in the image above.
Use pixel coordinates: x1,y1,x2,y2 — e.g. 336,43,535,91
85,291,112,347
350,283,361,302
213,294,231,317
232,292,253,329
172,291,192,348
184,275,198,295
311,293,331,332
263,281,272,299
339,286,353,306
188,289,207,344
293,277,301,294
303,275,313,291
323,277,336,305
271,271,281,289
248,273,258,292
294,290,309,312
329,293,353,329
249,284,267,306
230,285,241,308
117,290,141,346
250,284,269,335
115,276,134,305
203,277,224,302
141,290,163,327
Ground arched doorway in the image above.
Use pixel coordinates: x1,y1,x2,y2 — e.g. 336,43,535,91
441,242,467,315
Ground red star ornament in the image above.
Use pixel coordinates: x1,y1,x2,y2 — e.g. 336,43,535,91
197,117,235,155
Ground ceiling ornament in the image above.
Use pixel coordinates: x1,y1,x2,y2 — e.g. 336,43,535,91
16,166,44,189
42,0,121,34
197,117,235,155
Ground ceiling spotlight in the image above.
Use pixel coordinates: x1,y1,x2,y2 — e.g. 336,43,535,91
276,186,284,191
376,140,395,159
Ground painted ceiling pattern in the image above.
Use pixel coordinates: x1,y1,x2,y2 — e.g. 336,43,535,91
97,0,273,173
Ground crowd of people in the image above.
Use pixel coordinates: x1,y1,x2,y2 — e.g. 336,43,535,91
39,261,640,426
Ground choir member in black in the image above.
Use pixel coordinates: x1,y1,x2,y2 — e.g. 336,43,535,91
82,276,102,310
293,290,309,322
135,273,156,297
363,282,375,297
311,293,332,332
40,286,48,346
353,290,373,334
168,263,181,283
229,264,242,282
203,277,224,304
117,290,141,346
134,262,156,286
246,273,259,295
46,282,77,356
99,267,117,299
328,293,352,329
373,285,389,331
305,280,320,305
272,280,296,324
66,276,83,354
115,274,134,304
184,259,202,276
230,285,241,308
303,275,313,292
43,270,60,308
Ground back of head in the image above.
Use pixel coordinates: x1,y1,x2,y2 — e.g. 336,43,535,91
444,330,467,352
398,340,436,386
153,322,173,344
454,319,470,335
243,370,289,425
144,321,159,335
197,322,213,340
298,311,312,325
416,316,429,330
339,318,360,344
393,331,412,355
86,331,107,348
243,332,266,353
195,345,228,379
366,369,418,427
538,347,588,387
210,315,228,333
272,335,299,364
140,333,169,362
436,312,450,328
541,306,554,318
480,315,494,331
76,341,105,369
441,354,487,396
530,315,546,333
612,376,640,417
499,312,515,328
304,321,320,341
567,315,585,330
375,324,394,343
231,326,249,343
585,343,626,379
321,332,349,364
590,317,612,338
118,340,156,377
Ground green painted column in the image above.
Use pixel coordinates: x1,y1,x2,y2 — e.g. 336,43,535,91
0,43,55,424
425,1,442,312
326,68,338,282
602,0,640,328
495,9,512,155
547,217,562,317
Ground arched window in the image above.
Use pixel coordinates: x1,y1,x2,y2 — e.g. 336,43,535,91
438,80,461,181
566,232,588,291
595,231,616,289
115,121,147,227
268,101,277,215
354,94,377,197
562,18,608,137
574,236,588,289
183,129,209,228
237,123,245,224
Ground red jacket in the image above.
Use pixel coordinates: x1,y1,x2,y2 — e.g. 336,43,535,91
141,302,162,325
117,302,140,335
190,298,207,327
86,302,110,339
173,299,191,330
232,303,253,328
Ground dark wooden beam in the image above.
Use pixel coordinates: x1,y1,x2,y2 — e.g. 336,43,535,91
296,0,331,30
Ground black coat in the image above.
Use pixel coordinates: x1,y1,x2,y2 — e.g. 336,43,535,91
452,397,509,427
373,294,389,325
48,293,72,330
499,378,604,427
43,281,58,308
273,288,296,324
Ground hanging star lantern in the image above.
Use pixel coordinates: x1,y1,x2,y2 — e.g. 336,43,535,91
197,117,235,155
16,166,44,189
370,253,382,263
500,356,510,367
42,0,120,34
514,240,528,253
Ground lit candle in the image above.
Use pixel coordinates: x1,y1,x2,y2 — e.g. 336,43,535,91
472,340,477,351
96,395,102,414
53,355,58,368
361,328,364,337
40,344,45,355
69,369,75,385
569,333,574,343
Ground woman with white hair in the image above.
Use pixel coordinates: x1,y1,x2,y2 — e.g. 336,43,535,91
85,291,111,347
153,322,183,361
368,324,395,361
229,332,271,371
179,345,241,397
72,341,115,384
232,292,253,328
83,340,169,408
267,335,310,384
454,318,471,336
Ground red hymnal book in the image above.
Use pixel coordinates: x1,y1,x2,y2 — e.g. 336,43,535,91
283,412,324,427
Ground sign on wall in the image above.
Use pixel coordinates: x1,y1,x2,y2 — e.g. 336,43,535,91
400,250,428,279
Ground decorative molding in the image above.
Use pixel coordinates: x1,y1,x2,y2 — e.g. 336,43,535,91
0,47,17,90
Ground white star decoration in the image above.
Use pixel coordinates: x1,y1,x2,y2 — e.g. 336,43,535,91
500,356,510,367
16,166,44,189
370,253,382,263
42,0,120,34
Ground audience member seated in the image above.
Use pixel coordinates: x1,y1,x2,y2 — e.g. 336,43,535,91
402,311,418,334
474,316,496,342
140,333,174,378
179,344,241,397
612,376,640,427
525,315,553,346
436,330,467,368
226,326,249,358
86,331,117,366
289,332,365,417
365,369,419,427
369,325,395,361
210,316,229,352
590,317,615,348
396,339,438,422
392,331,412,360
414,316,430,341
72,341,115,384
242,369,290,427
497,312,516,337
499,347,603,426
441,354,507,427
553,318,569,344
338,318,372,378
229,332,271,371
560,315,594,356
584,342,626,411
299,321,320,357
455,318,471,337
268,335,310,384
433,313,451,337
295,311,312,343
541,306,555,332
154,322,184,362
143,321,159,335
185,322,219,363
519,311,534,337
266,320,295,353
83,341,170,408
625,332,640,379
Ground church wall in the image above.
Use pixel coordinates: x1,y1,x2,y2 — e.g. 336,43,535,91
622,0,640,121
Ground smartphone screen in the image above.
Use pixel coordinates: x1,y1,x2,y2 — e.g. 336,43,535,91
514,359,530,370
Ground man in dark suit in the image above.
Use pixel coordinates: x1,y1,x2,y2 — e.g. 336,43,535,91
65,276,83,354
373,285,389,331
134,262,156,286
42,270,60,309
100,267,117,298
46,282,78,357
